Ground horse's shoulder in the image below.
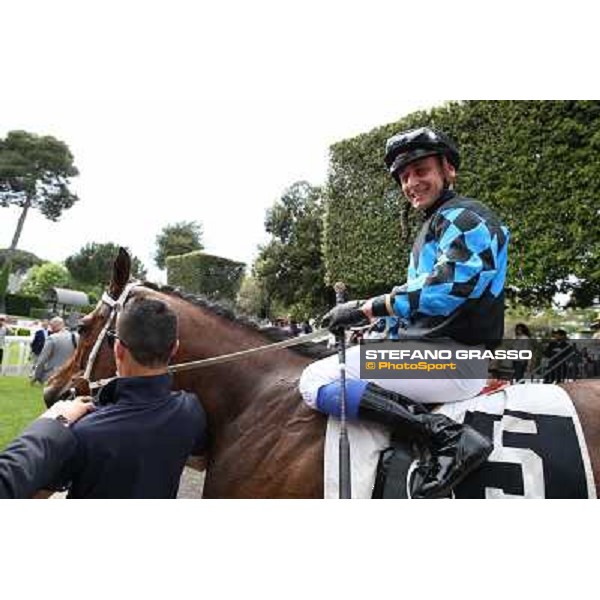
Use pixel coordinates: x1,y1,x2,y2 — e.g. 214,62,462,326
560,381,600,434
560,380,600,413
559,381,600,491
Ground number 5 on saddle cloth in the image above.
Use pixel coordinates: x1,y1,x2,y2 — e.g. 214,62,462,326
332,384,595,499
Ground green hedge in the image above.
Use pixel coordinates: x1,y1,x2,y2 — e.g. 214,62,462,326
30,307,52,320
6,293,45,317
166,251,246,302
323,100,600,304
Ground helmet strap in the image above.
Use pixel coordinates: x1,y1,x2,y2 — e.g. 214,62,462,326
438,155,455,191
431,157,449,197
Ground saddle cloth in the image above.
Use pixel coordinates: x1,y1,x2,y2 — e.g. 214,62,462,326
324,383,596,499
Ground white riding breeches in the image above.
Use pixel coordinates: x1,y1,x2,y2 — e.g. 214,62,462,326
299,341,488,410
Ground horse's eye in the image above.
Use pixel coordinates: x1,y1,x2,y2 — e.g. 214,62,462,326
77,322,87,334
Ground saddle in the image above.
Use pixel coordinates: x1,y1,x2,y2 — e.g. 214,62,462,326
324,383,595,499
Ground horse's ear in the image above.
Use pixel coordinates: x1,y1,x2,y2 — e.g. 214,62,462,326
109,247,131,298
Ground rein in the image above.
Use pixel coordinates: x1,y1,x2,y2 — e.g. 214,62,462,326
83,283,328,393
167,327,328,373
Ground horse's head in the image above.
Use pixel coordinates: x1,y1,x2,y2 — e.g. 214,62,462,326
43,247,133,405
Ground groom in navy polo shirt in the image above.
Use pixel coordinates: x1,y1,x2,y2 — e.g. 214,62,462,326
52,297,207,499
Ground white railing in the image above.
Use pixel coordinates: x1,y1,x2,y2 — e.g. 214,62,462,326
1,336,33,377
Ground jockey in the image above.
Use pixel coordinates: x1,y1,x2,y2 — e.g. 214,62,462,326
299,126,510,498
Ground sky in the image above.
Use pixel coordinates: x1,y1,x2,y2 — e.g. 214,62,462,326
1,1,596,285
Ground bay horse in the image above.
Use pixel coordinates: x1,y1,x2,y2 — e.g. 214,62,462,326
44,250,600,498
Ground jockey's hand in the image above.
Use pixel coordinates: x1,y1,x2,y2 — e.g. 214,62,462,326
321,301,369,333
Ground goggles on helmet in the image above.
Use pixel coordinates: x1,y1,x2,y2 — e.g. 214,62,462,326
384,127,460,179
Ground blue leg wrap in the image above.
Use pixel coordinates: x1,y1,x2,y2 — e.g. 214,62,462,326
315,380,367,419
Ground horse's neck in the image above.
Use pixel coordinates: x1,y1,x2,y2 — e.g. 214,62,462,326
173,304,310,423
162,297,326,498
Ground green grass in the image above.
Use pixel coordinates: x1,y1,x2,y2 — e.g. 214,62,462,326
0,377,46,450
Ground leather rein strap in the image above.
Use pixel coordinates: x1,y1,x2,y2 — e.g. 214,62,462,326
167,327,328,373
85,284,328,392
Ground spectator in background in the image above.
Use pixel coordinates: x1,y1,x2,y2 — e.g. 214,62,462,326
30,319,50,364
32,317,79,393
301,320,313,335
512,322,532,383
287,316,300,337
543,329,573,384
579,347,591,378
66,312,81,331
0,315,11,369
569,345,583,381
589,317,600,377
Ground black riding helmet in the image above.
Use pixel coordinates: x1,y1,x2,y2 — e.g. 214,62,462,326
384,127,460,181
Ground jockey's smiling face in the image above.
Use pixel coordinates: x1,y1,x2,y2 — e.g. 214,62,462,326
398,155,456,211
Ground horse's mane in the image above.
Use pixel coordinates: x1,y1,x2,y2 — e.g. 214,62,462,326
141,282,335,360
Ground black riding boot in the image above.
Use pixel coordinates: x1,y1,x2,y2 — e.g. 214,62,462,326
358,383,492,499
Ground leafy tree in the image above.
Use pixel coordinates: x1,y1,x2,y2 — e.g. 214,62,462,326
0,130,79,311
20,262,71,298
254,181,331,319
66,242,147,287
167,251,245,303
237,275,270,318
0,248,43,273
155,221,203,270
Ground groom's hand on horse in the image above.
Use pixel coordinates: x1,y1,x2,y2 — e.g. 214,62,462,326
41,398,96,426
321,300,369,333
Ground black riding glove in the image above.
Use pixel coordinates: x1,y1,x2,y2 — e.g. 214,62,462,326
321,301,369,333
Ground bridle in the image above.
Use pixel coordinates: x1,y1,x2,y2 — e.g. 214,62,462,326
83,282,141,381
80,283,327,395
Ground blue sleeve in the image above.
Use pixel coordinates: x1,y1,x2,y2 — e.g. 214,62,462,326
392,207,508,318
